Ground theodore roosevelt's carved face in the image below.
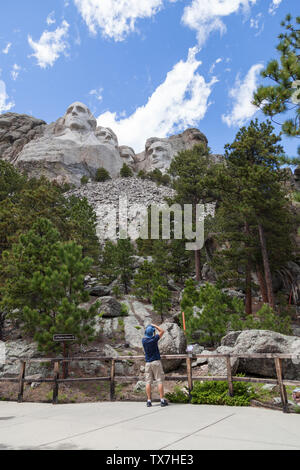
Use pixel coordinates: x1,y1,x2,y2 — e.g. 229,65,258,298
63,102,97,132
119,146,135,167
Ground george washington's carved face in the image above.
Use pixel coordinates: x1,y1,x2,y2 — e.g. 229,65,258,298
63,102,97,132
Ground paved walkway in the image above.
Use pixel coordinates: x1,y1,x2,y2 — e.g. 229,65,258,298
0,401,299,450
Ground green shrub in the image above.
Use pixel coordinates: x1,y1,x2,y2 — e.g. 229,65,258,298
165,386,189,403
95,167,111,182
120,303,129,316
80,175,89,185
120,163,133,177
190,380,257,406
137,170,147,179
230,303,292,336
292,191,300,203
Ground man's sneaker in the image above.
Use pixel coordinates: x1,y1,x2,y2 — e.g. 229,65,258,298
147,400,152,407
160,399,168,407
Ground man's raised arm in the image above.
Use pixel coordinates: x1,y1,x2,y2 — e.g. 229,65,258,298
152,324,164,339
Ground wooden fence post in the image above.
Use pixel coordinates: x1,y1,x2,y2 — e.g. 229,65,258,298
18,361,26,403
110,359,115,401
274,358,288,413
186,356,193,402
226,356,234,397
52,361,60,405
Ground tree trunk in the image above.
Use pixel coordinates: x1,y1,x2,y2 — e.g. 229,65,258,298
195,249,202,282
245,261,252,315
244,221,252,315
256,265,269,303
258,223,275,309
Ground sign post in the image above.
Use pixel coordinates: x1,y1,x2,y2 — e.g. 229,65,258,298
53,335,76,379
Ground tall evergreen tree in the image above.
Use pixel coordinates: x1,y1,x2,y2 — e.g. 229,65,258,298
1,218,98,353
99,238,136,294
253,14,300,139
210,119,297,311
169,144,217,281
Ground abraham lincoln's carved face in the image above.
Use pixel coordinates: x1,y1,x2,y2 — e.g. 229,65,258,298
146,139,172,172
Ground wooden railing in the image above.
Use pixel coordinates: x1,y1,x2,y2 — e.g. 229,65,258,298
1,353,300,413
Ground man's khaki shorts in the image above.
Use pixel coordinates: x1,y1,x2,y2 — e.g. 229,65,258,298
145,360,165,385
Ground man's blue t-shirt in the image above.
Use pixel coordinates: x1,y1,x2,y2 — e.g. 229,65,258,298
142,334,161,362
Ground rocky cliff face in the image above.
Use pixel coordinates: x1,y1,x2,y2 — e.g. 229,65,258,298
0,103,217,185
0,113,46,163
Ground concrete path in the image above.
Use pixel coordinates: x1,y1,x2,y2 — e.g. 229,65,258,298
0,401,299,450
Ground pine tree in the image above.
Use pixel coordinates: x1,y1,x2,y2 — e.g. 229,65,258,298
0,168,99,262
133,261,161,302
120,163,133,178
1,218,98,353
210,119,297,311
253,14,300,139
95,167,111,182
99,239,136,294
169,144,217,281
151,286,171,322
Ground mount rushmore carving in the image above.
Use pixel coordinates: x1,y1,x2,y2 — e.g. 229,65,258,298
0,102,210,185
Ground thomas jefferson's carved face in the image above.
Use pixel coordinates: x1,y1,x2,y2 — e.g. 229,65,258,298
96,126,118,146
63,102,97,132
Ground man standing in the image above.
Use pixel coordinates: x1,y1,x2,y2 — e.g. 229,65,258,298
142,323,168,407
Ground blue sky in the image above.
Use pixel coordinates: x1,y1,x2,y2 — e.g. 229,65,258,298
0,0,298,156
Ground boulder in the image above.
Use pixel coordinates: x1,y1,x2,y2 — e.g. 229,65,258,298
86,284,111,297
207,346,239,376
208,330,300,380
0,340,49,378
124,317,145,350
98,296,122,318
158,322,186,372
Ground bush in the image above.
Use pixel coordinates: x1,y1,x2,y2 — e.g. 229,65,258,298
231,303,292,336
120,303,129,316
190,381,257,406
165,386,189,404
137,170,147,179
80,175,89,185
95,167,111,182
120,163,133,177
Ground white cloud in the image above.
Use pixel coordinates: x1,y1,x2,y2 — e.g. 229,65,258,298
97,47,217,152
28,20,69,68
209,57,223,74
73,0,165,41
222,63,263,127
46,11,56,25
181,0,257,46
11,64,21,81
89,87,103,102
2,42,12,54
0,80,15,113
250,12,264,36
268,0,282,15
